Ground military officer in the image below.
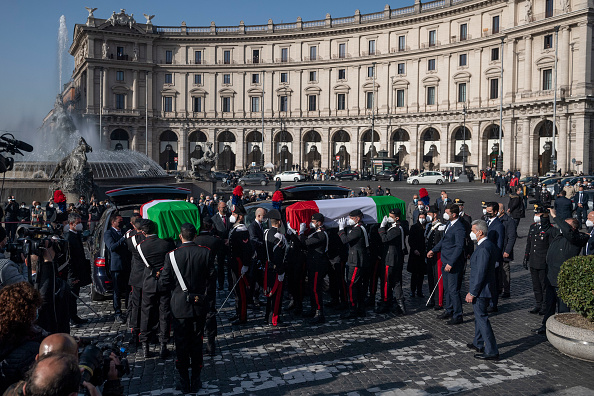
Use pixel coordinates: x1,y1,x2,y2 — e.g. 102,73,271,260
262,209,289,326
125,216,146,347
377,208,405,314
523,203,552,315
159,223,215,393
228,205,254,325
455,198,474,260
425,205,444,309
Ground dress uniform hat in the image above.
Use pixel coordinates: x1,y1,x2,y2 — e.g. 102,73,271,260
311,213,324,222
389,208,402,217
232,205,246,216
349,209,363,217
264,209,282,220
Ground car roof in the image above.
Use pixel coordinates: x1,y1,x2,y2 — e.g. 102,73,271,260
105,185,190,207
279,184,350,200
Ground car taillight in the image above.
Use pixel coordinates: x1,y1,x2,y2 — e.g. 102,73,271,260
95,258,106,267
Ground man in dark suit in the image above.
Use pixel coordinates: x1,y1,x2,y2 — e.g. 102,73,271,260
160,223,215,393
228,205,254,325
585,211,594,255
125,216,146,346
435,191,451,221
508,188,524,229
497,203,517,299
574,185,589,228
248,207,267,306
211,201,231,290
64,213,89,326
137,219,176,358
554,190,573,220
104,212,132,324
427,203,466,325
484,202,504,311
465,219,499,360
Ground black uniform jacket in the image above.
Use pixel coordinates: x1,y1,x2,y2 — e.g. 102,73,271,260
229,223,255,269
378,222,404,267
339,223,369,268
126,230,146,288
264,227,289,274
545,216,589,287
298,227,330,270
137,235,175,293
524,220,551,270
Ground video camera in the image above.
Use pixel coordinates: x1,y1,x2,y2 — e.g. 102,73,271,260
0,133,33,173
529,200,551,214
78,337,130,395
5,224,67,261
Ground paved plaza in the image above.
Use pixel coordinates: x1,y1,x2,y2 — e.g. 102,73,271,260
72,182,594,395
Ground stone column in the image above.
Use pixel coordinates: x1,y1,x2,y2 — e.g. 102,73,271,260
558,26,570,91
504,38,516,100
503,118,513,171
470,121,480,168
132,70,138,110
102,68,109,109
320,128,330,170
440,123,449,164
522,118,531,175
558,115,568,174
178,128,188,171
409,124,419,170
129,127,137,151
236,129,245,171
524,36,532,93
87,66,94,112
146,72,153,116
264,127,273,168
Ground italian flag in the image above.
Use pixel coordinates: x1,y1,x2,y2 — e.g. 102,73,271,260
140,199,201,240
285,196,406,230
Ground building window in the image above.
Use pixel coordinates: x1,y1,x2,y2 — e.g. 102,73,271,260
116,71,124,81
309,46,317,60
544,34,553,49
280,96,288,112
429,30,436,47
165,50,173,64
117,46,125,60
308,95,317,111
460,24,468,41
459,53,467,66
252,73,260,84
116,94,125,109
165,74,173,84
164,96,172,112
339,43,346,58
367,66,375,78
338,68,346,80
222,97,231,112
427,86,436,105
309,71,317,82
366,92,374,109
251,97,260,112
280,72,288,83
492,16,500,34
337,93,346,110
397,63,405,74
193,97,202,112
223,50,231,64
223,74,231,84
458,83,467,102
194,74,202,85
428,59,436,71
252,49,260,64
194,50,202,64
491,47,499,61
396,89,405,107
546,0,554,17
368,40,376,55
398,35,406,51
543,69,553,90
281,48,288,62
490,78,499,99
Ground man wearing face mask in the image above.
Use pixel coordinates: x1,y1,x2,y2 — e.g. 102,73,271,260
75,196,90,231
407,212,427,300
228,206,254,326
574,184,589,229
497,203,517,299
427,204,466,324
337,209,370,319
376,209,405,314
212,201,231,291
584,211,594,255
436,191,450,221
64,213,88,326
455,199,474,261
523,204,552,315
412,200,426,225
104,213,132,324
424,205,444,309
484,202,504,312
248,207,267,309
406,195,419,224
125,216,146,347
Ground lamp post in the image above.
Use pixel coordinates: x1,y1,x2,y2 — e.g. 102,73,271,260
145,70,149,157
550,25,560,173
261,70,265,169
458,105,470,182
370,62,376,177
497,37,504,172
99,67,103,145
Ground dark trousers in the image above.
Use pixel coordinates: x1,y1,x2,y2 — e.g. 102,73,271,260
288,259,306,310
512,218,521,230
491,265,503,308
410,272,424,296
173,315,206,373
473,297,499,356
308,266,326,313
576,207,587,228
378,265,394,305
347,265,365,311
69,283,81,319
502,260,511,295
230,262,248,322
444,270,463,321
367,258,381,301
112,270,123,315
216,253,226,289
427,261,439,305
542,279,570,327
139,289,171,344
5,222,17,241
392,261,404,301
128,286,143,333
328,259,347,304
530,267,547,310
264,269,284,326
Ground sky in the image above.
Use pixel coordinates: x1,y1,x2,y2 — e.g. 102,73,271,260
0,0,411,139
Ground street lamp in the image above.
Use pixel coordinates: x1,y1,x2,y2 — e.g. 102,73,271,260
497,37,504,172
458,105,470,183
550,25,560,173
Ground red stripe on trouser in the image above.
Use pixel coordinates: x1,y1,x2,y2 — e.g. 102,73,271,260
272,282,283,326
384,266,389,302
349,267,358,307
313,272,320,310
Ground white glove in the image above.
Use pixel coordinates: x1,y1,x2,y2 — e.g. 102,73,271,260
299,223,307,235
380,215,388,228
241,266,249,275
277,273,285,282
286,225,295,235
125,229,132,237
337,217,346,231
274,232,283,239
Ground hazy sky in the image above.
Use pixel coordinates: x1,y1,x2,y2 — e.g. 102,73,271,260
0,0,410,138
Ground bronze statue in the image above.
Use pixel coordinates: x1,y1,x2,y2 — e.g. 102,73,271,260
190,142,219,180
49,137,95,198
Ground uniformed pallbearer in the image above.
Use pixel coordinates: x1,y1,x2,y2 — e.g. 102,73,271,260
125,216,146,347
160,223,215,393
377,208,405,314
228,205,254,325
262,209,289,326
523,203,552,315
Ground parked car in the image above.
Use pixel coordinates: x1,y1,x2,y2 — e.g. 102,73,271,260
542,177,563,195
273,171,306,182
332,170,359,181
370,170,399,182
90,185,191,301
238,173,269,186
406,171,445,185
519,176,540,196
211,171,229,181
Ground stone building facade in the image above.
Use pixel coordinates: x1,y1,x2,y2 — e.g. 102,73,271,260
68,0,594,175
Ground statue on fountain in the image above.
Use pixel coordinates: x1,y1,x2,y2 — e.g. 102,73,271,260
49,137,95,198
189,142,219,180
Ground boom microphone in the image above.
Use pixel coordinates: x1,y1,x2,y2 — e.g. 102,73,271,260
0,136,33,152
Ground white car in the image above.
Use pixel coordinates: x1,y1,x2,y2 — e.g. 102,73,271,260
407,171,445,185
273,171,305,182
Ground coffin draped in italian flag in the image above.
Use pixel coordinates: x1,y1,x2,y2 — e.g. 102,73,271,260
285,196,406,230
140,199,201,240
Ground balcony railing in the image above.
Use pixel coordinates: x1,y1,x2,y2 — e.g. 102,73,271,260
422,0,446,11
390,46,411,53
103,108,141,116
116,54,129,60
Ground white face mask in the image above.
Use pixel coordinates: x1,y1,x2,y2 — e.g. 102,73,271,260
310,222,316,229
587,220,594,228
229,215,237,224
387,217,395,223
74,223,84,232
419,218,426,224
483,208,487,215
418,205,424,211
470,232,478,241
347,218,356,226
534,215,541,224
443,213,450,221
426,215,433,222
49,204,54,208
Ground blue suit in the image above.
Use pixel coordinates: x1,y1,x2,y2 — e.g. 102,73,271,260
486,217,504,307
469,239,499,357
431,219,466,320
104,227,131,315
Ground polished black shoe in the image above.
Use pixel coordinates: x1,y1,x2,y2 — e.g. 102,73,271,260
433,305,444,311
445,318,463,325
487,306,499,313
141,343,151,358
293,308,303,316
205,340,216,357
341,310,359,319
436,311,453,320
302,310,316,318
364,297,376,307
159,343,169,359
426,301,435,308
357,309,367,318
190,377,202,393
231,319,247,326
474,353,500,361
309,310,325,324
116,314,127,324
417,293,425,298
326,300,340,308
466,343,484,353
176,371,191,393
538,310,546,316
529,307,541,314
501,293,511,299
375,304,390,314
531,326,546,335
72,316,88,325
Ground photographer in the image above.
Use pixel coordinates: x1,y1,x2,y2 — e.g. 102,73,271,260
0,226,26,290
4,197,19,242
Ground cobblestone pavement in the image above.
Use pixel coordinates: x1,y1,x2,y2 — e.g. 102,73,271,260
72,182,594,395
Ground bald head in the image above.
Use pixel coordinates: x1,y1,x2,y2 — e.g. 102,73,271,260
255,207,267,222
25,353,80,396
38,333,78,360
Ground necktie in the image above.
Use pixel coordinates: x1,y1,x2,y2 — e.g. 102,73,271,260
580,192,583,204
222,214,226,225
445,222,451,233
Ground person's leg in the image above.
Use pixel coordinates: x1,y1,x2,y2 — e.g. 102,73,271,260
139,290,157,344
542,279,558,327
530,268,544,310
111,271,122,315
477,297,499,356
158,292,171,345
173,317,191,391
450,271,463,321
128,286,142,336
502,261,511,296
